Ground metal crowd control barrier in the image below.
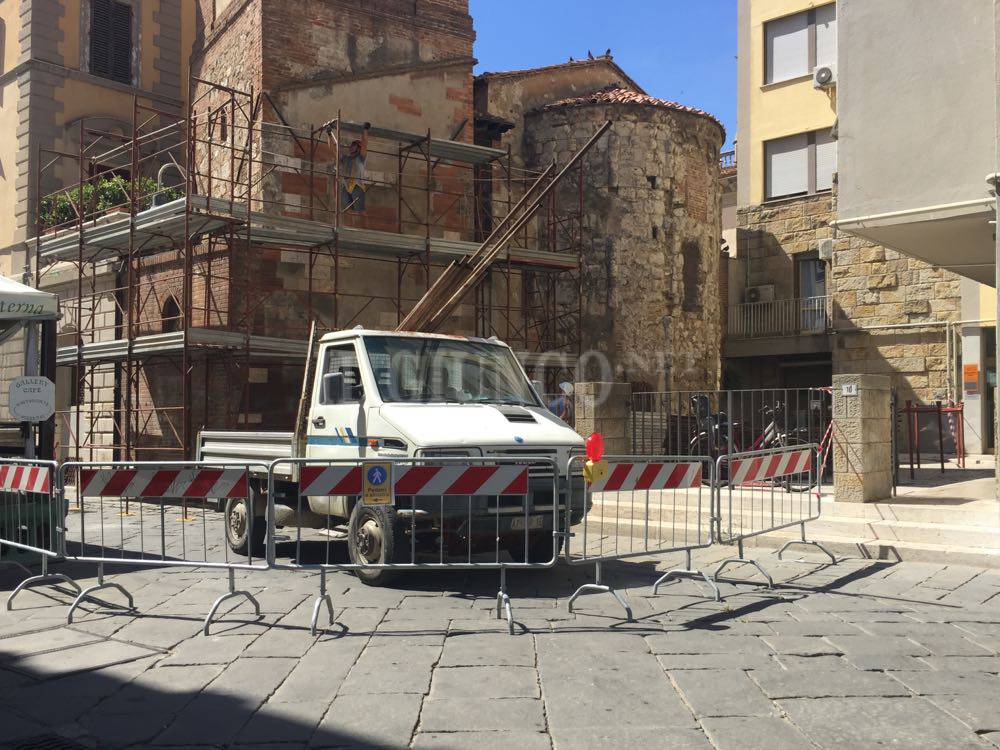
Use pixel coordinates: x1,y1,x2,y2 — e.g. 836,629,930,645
714,444,834,591
58,461,270,633
266,456,560,635
0,458,82,609
563,454,715,620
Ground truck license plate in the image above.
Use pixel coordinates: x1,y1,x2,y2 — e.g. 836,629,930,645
510,516,544,531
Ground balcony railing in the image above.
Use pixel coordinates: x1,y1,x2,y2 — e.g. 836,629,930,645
720,150,736,170
728,295,830,339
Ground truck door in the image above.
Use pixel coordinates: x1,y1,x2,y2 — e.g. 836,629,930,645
307,342,366,459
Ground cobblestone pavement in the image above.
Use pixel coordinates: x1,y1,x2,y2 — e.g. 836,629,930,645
0,542,998,749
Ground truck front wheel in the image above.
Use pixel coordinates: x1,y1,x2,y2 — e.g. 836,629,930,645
348,503,400,586
225,497,266,558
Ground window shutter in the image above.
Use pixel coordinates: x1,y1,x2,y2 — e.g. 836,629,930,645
765,11,809,84
815,129,837,191
814,3,837,68
90,0,112,78
90,0,132,85
110,1,132,84
765,133,809,199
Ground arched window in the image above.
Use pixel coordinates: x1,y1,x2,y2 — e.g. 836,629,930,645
162,296,181,333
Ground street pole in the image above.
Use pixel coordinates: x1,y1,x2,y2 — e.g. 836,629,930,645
21,259,36,459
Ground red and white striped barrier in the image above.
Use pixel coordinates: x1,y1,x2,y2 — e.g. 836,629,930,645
395,465,528,496
78,468,249,498
589,461,702,493
298,464,529,497
730,448,812,486
299,466,362,496
0,464,51,494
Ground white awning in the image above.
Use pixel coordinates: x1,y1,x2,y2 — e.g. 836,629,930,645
833,198,996,286
0,276,58,320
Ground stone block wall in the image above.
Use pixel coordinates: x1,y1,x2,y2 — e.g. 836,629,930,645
831,232,960,404
524,101,725,392
732,185,962,406
574,381,631,454
737,192,834,299
832,373,892,502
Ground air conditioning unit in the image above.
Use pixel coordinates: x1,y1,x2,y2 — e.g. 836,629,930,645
813,64,837,89
745,285,775,304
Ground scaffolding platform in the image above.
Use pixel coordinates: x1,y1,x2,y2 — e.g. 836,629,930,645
38,196,579,270
33,79,587,459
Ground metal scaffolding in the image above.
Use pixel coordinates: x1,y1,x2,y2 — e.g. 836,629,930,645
31,78,587,460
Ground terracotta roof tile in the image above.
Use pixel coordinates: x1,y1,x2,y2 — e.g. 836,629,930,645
475,57,645,95
534,87,725,136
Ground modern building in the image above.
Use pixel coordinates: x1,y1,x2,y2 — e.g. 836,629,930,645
733,0,996,455
730,0,840,389
834,0,1000,455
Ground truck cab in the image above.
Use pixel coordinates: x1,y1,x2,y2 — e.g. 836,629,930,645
207,329,585,583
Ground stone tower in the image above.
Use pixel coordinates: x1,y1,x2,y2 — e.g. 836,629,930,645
523,88,726,391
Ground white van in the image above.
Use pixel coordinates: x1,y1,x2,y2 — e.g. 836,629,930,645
198,329,585,583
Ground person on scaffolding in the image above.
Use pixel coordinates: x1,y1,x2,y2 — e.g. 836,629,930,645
338,122,370,213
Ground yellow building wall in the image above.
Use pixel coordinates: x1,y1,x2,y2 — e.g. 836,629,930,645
745,0,837,205
1,2,19,74
979,285,997,321
0,79,19,266
59,1,170,88
0,2,197,256
0,4,21,256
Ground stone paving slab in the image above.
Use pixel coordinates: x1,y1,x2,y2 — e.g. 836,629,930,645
0,547,999,748
779,696,990,749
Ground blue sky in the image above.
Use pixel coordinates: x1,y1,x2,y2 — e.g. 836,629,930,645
470,1,736,149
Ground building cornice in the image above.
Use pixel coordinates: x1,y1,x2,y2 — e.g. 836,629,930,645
0,58,184,110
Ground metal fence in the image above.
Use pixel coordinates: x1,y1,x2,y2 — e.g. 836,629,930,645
563,454,715,618
1,458,82,609
727,295,830,339
0,447,839,636
58,460,271,633
267,456,561,634
631,388,832,473
713,444,832,588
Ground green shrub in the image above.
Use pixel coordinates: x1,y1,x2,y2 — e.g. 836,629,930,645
39,175,184,230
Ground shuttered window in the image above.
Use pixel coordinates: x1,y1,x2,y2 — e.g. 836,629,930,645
814,129,837,192
814,3,837,68
765,129,837,200
90,0,133,85
764,4,837,84
765,12,809,84
765,133,809,199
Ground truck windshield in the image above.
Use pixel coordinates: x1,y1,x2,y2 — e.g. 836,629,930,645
363,336,539,406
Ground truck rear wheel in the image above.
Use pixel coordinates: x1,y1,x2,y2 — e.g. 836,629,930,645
348,503,400,586
225,497,266,558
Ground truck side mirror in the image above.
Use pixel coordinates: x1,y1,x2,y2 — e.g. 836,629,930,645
322,372,344,404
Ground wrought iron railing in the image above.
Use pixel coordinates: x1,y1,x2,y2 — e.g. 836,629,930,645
727,295,829,339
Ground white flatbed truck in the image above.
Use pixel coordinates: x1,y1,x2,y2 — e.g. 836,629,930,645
197,328,585,584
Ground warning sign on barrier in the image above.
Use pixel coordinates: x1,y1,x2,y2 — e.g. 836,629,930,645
363,462,393,505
